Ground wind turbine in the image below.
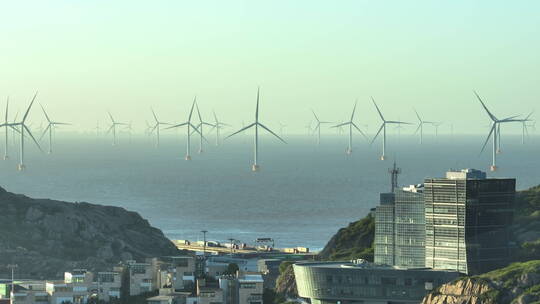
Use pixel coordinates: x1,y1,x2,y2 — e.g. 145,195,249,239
11,92,42,170
311,110,332,145
166,97,205,160
475,91,521,172
106,113,126,146
39,104,70,154
333,101,368,155
433,122,443,137
150,108,170,147
210,111,230,146
193,102,213,153
516,112,533,145
413,109,435,144
225,88,286,172
371,97,411,160
2,97,11,160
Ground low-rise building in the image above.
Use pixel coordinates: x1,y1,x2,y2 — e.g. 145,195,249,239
294,260,460,304
95,271,122,302
237,274,263,304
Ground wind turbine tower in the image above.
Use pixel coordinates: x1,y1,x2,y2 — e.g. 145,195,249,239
11,92,42,170
150,108,170,147
475,91,521,172
225,88,286,172
311,110,332,145
166,97,204,160
106,113,126,146
40,104,70,154
371,97,410,161
2,97,11,160
333,101,367,154
413,109,435,144
194,102,213,154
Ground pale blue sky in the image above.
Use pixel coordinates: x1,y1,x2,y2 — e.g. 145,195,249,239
0,1,538,134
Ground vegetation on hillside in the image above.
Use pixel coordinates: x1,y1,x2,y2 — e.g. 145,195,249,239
318,214,375,261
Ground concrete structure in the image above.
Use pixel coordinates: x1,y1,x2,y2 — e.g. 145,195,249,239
195,279,224,304
237,274,263,304
375,186,426,269
424,169,515,274
64,269,93,303
94,271,122,302
160,256,196,291
126,260,155,296
294,260,460,304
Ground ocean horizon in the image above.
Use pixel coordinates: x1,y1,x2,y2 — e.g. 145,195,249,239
1,134,538,251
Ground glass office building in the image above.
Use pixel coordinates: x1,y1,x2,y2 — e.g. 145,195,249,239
375,187,425,269
424,169,515,275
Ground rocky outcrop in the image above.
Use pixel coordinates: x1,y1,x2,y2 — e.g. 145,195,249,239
0,186,179,279
422,260,540,304
275,262,298,299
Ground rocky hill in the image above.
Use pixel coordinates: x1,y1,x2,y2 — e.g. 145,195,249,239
0,186,179,279
318,214,375,261
422,260,540,304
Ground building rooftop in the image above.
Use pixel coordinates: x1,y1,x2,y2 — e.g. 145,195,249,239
295,260,457,273
238,274,264,283
446,168,487,180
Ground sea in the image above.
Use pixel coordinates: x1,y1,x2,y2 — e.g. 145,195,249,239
0,133,538,251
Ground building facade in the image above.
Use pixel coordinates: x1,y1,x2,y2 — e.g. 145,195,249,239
294,260,459,304
375,187,425,269
424,169,515,274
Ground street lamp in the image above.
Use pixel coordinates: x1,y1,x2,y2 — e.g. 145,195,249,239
7,264,18,304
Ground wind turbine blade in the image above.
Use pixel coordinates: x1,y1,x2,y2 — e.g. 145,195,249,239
311,109,320,123
213,110,218,124
332,122,350,128
151,108,159,123
414,108,422,122
350,100,358,121
5,97,9,123
22,91,38,123
40,124,51,141
351,122,368,140
24,125,43,153
474,91,497,122
371,97,385,121
258,122,287,144
108,112,115,123
500,115,522,122
480,124,496,154
188,97,197,122
225,122,256,140
52,122,71,126
40,104,51,123
387,120,412,125
106,124,114,134
413,124,421,135
189,122,209,143
165,122,188,130
195,102,203,122
255,87,260,122
370,124,385,145
150,124,158,134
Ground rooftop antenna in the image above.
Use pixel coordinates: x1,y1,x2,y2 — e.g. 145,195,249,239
389,160,401,192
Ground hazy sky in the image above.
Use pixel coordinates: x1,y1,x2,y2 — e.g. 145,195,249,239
0,1,538,134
